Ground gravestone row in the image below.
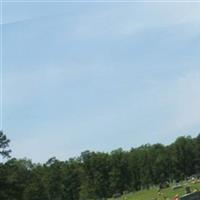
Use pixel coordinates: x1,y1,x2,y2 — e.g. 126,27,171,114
180,192,200,200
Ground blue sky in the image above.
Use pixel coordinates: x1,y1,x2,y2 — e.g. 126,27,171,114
1,2,200,162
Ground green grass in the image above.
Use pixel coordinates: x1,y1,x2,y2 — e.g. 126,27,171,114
109,182,200,200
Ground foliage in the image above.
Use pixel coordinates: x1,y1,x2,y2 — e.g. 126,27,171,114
1,133,200,200
0,131,11,158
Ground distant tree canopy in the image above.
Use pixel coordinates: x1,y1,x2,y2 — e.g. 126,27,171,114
0,133,200,200
0,131,11,158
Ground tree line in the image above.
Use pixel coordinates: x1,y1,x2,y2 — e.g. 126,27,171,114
0,131,200,200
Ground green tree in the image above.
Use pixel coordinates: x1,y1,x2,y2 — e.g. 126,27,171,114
0,131,11,158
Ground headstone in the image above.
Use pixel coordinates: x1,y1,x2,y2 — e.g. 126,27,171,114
123,190,128,195
180,192,200,200
185,186,191,194
159,182,170,189
113,193,121,199
172,185,182,190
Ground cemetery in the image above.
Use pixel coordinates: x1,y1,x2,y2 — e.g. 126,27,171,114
109,181,200,200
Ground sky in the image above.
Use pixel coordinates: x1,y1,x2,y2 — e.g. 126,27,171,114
1,1,200,163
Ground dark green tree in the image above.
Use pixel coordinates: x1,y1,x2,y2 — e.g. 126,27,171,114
0,131,11,158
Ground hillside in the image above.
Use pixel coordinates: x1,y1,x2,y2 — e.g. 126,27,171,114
110,182,200,200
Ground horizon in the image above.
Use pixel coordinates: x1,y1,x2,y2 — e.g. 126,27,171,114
5,133,200,164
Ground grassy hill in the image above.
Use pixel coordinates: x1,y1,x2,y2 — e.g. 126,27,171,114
109,182,200,200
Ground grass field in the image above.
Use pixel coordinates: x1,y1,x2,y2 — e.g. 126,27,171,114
109,182,200,200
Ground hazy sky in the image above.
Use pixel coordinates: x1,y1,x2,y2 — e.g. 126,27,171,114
2,2,200,162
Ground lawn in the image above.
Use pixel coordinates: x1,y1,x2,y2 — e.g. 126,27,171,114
109,182,200,200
